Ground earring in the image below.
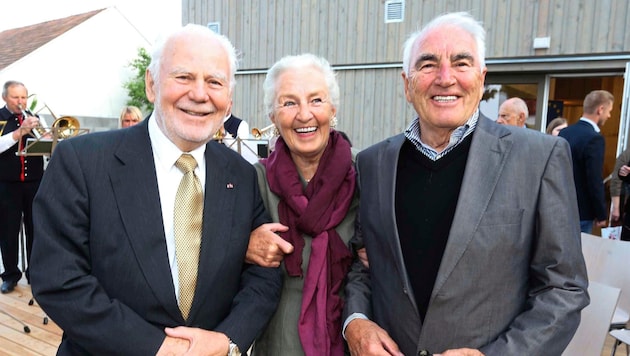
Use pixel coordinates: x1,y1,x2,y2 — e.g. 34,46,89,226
330,116,338,129
273,126,280,137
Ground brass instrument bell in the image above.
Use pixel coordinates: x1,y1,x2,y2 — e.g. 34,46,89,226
251,124,275,139
52,116,81,139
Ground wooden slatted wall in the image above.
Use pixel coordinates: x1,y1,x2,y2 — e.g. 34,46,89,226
182,0,630,149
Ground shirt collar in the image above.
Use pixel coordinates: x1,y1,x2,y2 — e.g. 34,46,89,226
148,113,206,171
5,105,20,116
404,109,479,161
579,117,600,133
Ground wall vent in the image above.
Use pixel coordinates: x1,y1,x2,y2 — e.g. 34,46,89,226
207,22,220,34
385,0,404,23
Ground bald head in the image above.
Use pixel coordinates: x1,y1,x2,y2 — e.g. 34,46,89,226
497,97,529,127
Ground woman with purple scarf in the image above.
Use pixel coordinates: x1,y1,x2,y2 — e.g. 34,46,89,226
249,53,358,356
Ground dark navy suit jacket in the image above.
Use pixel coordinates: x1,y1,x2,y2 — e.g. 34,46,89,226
30,118,282,355
559,119,607,221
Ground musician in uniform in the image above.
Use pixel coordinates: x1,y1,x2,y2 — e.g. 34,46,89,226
223,113,250,139
0,80,43,293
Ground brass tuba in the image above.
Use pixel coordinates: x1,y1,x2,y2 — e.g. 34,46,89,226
51,116,81,139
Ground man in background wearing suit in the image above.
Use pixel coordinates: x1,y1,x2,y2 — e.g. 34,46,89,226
30,24,281,355
559,90,614,234
343,12,589,356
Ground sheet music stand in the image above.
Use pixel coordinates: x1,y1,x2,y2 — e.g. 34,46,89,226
20,214,49,326
16,126,90,157
0,218,33,333
222,137,269,164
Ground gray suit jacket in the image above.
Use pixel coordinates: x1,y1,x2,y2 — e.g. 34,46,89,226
344,116,589,355
31,119,282,355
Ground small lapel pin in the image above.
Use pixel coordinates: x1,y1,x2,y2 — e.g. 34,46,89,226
226,183,234,189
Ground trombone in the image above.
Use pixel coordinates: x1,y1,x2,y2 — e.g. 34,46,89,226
18,104,47,139
33,103,82,139
15,103,86,157
251,124,275,139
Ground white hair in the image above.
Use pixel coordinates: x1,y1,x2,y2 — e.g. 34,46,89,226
402,12,486,76
147,24,239,91
262,53,340,117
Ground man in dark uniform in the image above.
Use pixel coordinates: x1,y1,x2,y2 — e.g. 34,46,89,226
223,113,249,138
0,80,43,293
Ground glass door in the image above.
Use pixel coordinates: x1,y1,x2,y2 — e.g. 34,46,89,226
483,74,546,131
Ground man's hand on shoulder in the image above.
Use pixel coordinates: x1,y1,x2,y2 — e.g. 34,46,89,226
346,318,403,356
246,222,292,267
357,247,369,268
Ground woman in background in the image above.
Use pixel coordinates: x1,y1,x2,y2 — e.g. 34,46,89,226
119,105,143,128
546,117,568,136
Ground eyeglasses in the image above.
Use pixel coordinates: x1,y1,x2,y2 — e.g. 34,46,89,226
275,97,329,114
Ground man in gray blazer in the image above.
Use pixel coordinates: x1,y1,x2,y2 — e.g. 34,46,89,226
30,25,281,355
343,12,589,356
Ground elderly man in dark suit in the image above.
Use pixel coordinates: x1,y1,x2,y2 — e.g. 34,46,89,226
30,24,281,355
343,12,589,356
559,90,614,234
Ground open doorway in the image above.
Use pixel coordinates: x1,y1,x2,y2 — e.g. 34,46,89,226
486,73,626,236
549,75,624,177
485,73,624,177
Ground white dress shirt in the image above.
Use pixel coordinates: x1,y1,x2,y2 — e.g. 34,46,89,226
148,114,206,301
0,131,18,154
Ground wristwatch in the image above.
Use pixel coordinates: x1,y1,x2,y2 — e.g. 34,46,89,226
228,339,241,356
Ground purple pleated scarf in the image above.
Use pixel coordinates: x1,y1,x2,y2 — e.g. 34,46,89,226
261,130,355,356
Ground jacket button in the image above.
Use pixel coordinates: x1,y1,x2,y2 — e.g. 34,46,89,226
418,350,431,356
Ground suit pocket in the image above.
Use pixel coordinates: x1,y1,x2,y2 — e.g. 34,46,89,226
478,209,523,226
475,209,527,258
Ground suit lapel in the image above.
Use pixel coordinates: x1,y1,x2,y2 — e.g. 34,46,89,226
377,134,421,313
431,118,513,297
109,121,182,321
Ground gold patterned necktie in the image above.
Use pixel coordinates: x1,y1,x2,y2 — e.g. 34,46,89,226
174,153,203,320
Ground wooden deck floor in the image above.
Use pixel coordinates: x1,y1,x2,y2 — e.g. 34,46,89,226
0,277,625,355
0,278,61,356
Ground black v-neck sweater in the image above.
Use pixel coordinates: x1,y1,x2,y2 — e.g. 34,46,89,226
395,134,472,321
